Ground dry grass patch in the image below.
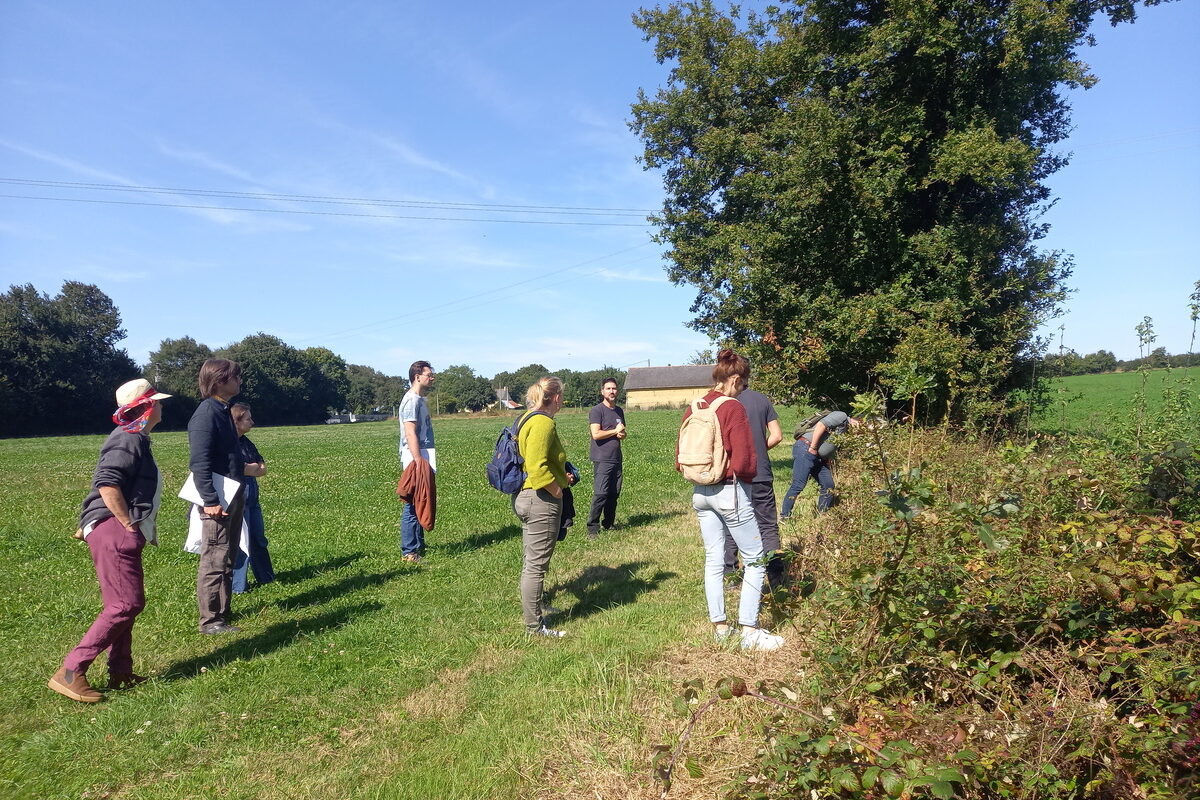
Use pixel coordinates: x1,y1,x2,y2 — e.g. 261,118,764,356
537,624,815,800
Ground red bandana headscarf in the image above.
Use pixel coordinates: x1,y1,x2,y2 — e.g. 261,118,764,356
113,393,156,433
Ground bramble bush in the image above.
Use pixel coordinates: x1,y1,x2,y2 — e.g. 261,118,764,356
657,388,1199,799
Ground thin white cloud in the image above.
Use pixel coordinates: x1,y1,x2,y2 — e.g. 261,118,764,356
154,142,259,184
0,139,308,232
593,268,667,284
64,266,149,283
0,138,136,185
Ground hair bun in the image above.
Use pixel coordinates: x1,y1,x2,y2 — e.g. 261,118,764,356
717,348,736,363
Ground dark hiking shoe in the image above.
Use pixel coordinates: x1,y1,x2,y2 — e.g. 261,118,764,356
48,667,102,703
109,672,148,690
200,622,242,635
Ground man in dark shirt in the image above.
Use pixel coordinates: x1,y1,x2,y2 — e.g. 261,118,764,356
586,377,626,539
188,358,247,635
725,385,785,589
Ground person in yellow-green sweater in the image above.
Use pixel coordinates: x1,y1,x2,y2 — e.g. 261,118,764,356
513,376,576,637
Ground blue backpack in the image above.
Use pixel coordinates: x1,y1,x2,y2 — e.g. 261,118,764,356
486,411,546,494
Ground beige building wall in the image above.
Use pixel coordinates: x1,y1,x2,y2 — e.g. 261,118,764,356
626,388,706,410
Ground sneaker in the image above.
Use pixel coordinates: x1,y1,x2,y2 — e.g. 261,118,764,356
713,625,739,644
200,622,242,635
402,553,422,564
740,627,784,652
529,625,567,638
48,667,102,703
108,671,148,690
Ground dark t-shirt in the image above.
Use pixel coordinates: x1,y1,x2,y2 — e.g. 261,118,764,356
588,403,626,462
738,389,780,483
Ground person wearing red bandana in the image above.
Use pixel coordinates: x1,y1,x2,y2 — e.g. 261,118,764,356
48,378,170,703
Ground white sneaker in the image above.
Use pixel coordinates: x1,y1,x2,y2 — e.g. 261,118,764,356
740,627,784,652
530,625,566,638
714,625,738,644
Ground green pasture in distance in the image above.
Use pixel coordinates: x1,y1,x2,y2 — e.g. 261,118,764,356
0,405,816,800
1032,366,1200,435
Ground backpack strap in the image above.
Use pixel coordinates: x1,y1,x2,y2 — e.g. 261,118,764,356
512,410,548,447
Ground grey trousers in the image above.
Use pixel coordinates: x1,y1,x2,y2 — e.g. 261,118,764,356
587,459,623,532
724,480,784,588
197,488,246,629
514,487,562,632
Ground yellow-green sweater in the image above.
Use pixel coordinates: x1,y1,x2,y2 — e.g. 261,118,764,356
517,411,569,491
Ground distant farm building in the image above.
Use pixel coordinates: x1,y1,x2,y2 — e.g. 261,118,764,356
623,365,713,410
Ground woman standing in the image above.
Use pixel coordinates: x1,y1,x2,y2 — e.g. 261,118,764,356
230,402,274,594
48,379,170,702
189,358,245,635
513,376,575,637
678,350,784,652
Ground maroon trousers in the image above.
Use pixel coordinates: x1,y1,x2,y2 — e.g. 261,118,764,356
63,516,146,675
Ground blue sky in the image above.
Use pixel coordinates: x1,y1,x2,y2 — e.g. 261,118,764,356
1,1,1196,380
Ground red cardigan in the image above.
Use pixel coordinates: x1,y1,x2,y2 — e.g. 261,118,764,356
677,390,757,483
397,458,437,531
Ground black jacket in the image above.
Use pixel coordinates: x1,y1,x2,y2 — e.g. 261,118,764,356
187,397,245,506
78,428,160,530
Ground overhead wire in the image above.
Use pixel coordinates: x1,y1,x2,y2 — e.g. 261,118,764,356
0,177,658,221
0,192,654,227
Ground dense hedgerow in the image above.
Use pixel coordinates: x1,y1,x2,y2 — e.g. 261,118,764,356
659,389,1200,799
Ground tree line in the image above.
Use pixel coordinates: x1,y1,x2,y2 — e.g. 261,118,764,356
0,282,626,437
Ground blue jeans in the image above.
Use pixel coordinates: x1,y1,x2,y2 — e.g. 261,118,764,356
780,443,835,517
400,501,426,556
693,481,765,627
232,495,274,594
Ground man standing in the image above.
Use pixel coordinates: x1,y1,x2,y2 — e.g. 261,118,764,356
189,358,246,635
399,361,436,563
725,383,785,589
586,377,626,540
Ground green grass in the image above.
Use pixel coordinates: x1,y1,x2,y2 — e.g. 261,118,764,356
1032,366,1200,434
0,408,815,800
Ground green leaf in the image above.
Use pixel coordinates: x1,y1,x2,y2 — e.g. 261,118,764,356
685,757,704,779
976,523,998,550
835,769,861,792
930,779,955,799
881,770,904,797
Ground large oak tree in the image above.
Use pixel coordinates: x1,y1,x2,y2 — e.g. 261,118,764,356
631,0,1161,420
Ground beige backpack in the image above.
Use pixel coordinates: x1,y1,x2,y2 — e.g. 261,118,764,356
677,395,732,484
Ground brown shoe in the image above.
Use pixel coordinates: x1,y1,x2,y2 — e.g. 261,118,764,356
109,672,148,690
48,667,102,703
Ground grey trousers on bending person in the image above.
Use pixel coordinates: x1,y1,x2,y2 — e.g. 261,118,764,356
197,488,246,630
724,480,784,589
514,486,563,632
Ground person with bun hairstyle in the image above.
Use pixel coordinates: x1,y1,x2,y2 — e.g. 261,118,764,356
677,349,784,652
48,378,170,702
513,376,576,637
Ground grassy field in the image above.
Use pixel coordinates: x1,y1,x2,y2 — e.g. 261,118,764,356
0,407,813,800
1032,366,1200,434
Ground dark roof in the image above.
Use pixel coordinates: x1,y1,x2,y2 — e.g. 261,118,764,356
624,365,714,391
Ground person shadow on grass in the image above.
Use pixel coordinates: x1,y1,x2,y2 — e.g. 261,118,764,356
543,560,676,624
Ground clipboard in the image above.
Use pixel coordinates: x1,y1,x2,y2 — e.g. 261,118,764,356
178,471,242,508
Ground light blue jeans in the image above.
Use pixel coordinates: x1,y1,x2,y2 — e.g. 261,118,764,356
692,481,765,627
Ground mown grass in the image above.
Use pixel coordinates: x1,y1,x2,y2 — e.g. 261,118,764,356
1033,366,1200,434
0,408,816,800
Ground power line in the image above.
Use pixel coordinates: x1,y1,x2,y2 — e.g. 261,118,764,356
0,177,659,217
0,193,655,227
